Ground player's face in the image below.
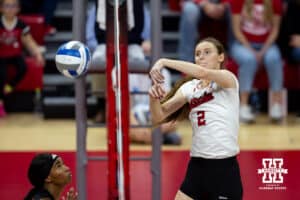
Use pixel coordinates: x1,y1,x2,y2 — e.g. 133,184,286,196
46,157,72,186
0,0,19,18
194,41,224,70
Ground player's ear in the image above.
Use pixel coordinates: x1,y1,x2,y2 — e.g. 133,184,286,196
45,175,52,183
218,53,225,64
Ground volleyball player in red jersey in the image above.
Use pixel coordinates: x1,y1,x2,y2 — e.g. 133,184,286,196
149,37,243,199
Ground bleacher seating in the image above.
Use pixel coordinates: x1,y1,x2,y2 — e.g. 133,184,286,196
168,0,300,91
19,15,45,45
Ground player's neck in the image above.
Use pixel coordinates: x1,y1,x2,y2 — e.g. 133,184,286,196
200,79,211,88
2,15,16,23
1,15,17,30
45,184,64,200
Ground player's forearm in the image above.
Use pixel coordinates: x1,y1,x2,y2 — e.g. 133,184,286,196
149,96,165,124
160,58,207,79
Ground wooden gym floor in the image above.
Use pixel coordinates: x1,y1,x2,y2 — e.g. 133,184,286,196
1,113,300,151
1,113,300,200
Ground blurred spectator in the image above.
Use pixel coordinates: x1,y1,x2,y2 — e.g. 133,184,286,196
86,0,145,124
129,68,181,145
86,1,181,145
230,0,284,123
86,2,151,56
140,3,151,58
278,0,300,64
0,0,44,118
178,0,232,62
278,0,300,116
19,0,58,35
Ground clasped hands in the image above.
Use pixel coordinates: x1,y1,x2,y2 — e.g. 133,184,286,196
149,59,166,100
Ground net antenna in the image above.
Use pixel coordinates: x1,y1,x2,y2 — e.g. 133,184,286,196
111,0,125,199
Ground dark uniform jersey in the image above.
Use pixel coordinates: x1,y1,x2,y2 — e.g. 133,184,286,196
24,188,54,200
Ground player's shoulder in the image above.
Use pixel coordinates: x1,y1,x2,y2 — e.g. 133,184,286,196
16,18,27,28
177,78,196,98
179,78,197,90
16,18,31,35
223,69,237,79
221,69,239,89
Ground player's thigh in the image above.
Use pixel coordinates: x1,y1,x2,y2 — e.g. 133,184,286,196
175,190,193,200
215,161,243,199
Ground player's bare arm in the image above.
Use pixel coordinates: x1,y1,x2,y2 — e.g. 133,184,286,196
149,85,187,124
150,58,237,89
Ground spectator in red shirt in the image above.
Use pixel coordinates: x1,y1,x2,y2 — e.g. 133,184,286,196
178,0,232,62
230,0,284,123
0,0,44,118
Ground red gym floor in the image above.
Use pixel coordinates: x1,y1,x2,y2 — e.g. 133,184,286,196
0,150,299,200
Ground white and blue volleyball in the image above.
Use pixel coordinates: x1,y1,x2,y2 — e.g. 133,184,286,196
55,41,91,78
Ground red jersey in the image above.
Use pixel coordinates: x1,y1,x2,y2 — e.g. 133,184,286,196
193,0,229,4
0,17,30,58
231,0,282,43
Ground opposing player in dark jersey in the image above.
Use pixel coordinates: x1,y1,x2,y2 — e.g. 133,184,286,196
0,0,44,117
149,37,243,199
24,153,77,200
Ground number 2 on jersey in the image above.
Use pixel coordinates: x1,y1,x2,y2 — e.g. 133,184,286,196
197,111,206,126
